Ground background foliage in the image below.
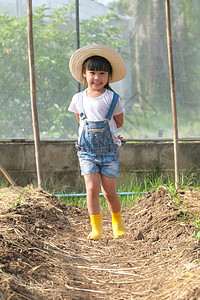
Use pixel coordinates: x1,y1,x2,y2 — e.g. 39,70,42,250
110,0,200,139
0,0,200,139
0,3,126,138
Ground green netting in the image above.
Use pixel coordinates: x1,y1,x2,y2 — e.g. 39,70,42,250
0,0,200,139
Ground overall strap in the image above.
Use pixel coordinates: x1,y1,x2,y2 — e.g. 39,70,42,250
105,92,119,120
77,92,86,121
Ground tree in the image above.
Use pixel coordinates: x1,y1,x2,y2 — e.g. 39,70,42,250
0,4,127,139
107,0,200,138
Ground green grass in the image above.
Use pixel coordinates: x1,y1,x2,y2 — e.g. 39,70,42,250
1,171,199,211
0,180,9,188
54,171,200,210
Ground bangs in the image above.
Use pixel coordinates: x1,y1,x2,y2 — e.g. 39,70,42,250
82,56,112,74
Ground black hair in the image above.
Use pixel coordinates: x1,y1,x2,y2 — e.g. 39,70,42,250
82,56,114,91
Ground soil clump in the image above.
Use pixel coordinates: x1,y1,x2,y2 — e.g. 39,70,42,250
0,186,200,299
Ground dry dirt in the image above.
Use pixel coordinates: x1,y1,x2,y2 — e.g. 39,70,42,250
0,186,200,300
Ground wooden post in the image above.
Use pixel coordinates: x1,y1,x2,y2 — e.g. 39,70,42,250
75,0,81,93
0,164,15,186
27,0,43,187
165,0,179,188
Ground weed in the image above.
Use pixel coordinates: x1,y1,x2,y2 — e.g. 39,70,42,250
194,215,200,228
190,216,200,242
8,193,23,209
0,180,9,188
193,230,200,241
49,172,200,212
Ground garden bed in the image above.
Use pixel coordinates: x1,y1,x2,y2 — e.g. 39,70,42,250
0,186,200,299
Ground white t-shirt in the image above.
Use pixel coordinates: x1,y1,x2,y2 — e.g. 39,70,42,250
68,89,125,146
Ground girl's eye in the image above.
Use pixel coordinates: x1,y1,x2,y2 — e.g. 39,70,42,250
88,71,107,75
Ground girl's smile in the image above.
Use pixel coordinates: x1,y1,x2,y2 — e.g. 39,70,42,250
83,69,109,95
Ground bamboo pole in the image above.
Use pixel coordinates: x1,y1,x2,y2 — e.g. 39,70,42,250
0,164,15,185
27,0,43,187
165,0,179,188
75,0,81,93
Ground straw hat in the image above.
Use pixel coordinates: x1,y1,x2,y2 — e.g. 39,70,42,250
69,44,126,84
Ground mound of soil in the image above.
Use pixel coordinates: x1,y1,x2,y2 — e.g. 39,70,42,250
0,186,200,299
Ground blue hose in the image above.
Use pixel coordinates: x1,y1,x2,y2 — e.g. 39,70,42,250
55,192,147,198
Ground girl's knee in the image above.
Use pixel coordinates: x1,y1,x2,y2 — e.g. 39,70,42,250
103,191,118,202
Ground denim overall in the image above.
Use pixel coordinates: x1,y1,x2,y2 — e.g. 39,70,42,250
76,92,120,177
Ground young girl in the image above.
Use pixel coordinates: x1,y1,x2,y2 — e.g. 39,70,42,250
68,44,126,240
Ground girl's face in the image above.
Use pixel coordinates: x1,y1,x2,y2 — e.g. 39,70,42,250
83,68,109,94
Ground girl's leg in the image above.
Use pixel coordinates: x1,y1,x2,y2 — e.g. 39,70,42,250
100,174,125,238
84,172,102,240
84,172,101,215
100,174,121,213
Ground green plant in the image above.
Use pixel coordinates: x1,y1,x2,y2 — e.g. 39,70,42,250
8,193,23,208
194,215,200,228
0,180,9,188
193,230,200,241
54,173,176,209
0,5,127,139
192,215,200,242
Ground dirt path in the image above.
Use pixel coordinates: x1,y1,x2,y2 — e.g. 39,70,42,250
0,186,200,299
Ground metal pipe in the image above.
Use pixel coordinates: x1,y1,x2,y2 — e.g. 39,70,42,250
55,192,147,198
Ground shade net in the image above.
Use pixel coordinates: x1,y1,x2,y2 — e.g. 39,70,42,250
0,0,200,140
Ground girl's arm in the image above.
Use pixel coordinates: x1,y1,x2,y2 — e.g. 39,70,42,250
113,113,124,128
75,113,80,123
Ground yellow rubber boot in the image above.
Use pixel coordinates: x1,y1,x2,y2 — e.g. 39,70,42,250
111,211,126,239
87,214,103,240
